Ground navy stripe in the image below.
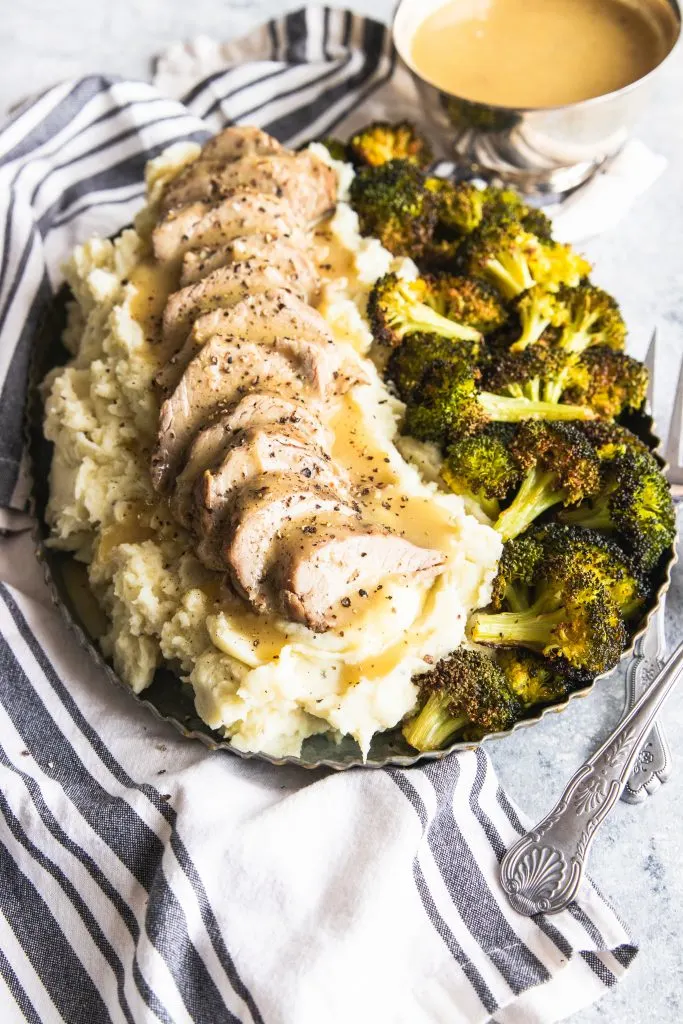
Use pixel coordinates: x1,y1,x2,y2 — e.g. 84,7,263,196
390,770,499,1015
0,947,42,1024
0,833,113,1024
0,787,136,1024
0,584,263,1024
422,759,552,995
0,744,173,1023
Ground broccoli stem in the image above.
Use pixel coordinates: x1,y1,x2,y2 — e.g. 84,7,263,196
485,253,535,299
403,692,467,750
397,301,481,343
478,392,595,423
494,466,566,541
560,501,613,530
470,606,566,649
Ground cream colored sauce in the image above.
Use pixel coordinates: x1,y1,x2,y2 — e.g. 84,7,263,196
410,0,676,108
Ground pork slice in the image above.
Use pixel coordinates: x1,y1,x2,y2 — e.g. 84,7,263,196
224,475,361,609
151,337,315,491
199,126,283,163
163,254,321,349
160,153,336,222
180,231,312,286
152,191,298,262
170,394,331,528
194,426,347,570
155,290,347,396
271,519,446,632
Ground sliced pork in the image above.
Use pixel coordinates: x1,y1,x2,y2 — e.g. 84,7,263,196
200,126,284,163
180,232,312,286
152,191,299,262
160,152,336,222
224,476,362,609
271,519,446,631
162,253,321,348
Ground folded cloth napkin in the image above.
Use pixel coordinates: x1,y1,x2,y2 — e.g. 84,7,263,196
0,8,637,1023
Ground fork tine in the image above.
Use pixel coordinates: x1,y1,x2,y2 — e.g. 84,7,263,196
644,328,657,410
664,352,683,474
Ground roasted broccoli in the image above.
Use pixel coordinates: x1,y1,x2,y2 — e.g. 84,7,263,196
459,220,540,298
493,420,601,541
490,532,547,612
387,332,479,402
560,347,648,418
441,424,520,520
532,522,650,623
368,273,482,347
316,136,349,162
560,449,675,570
532,241,591,292
482,345,593,414
403,362,598,445
555,283,627,356
425,178,486,236
402,648,521,750
511,286,568,351
496,649,572,707
480,189,553,241
576,419,650,462
429,275,509,335
470,568,627,676
349,120,432,169
349,160,437,257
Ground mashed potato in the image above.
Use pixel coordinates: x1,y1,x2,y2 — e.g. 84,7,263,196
43,142,502,758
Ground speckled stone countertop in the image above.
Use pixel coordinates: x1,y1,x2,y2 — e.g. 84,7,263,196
3,3,682,1021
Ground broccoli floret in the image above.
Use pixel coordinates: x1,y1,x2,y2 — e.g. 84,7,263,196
556,283,627,355
404,362,598,445
483,345,593,414
442,425,520,520
560,449,675,570
387,332,479,402
496,649,571,707
429,275,509,335
532,241,592,292
511,286,569,351
349,160,437,258
470,569,627,676
459,220,541,298
349,120,432,169
532,523,650,623
490,532,547,612
368,273,482,348
576,419,650,462
425,178,486,235
493,421,601,541
561,347,648,418
480,189,553,241
402,648,521,749
316,137,349,162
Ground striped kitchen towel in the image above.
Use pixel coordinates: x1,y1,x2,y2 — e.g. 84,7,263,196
0,8,637,1023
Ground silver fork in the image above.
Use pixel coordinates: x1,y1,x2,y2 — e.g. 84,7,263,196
500,330,683,914
621,330,677,803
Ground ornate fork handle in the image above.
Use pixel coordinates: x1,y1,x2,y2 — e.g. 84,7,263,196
501,640,683,916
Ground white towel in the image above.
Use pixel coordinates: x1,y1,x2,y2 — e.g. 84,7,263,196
0,8,637,1022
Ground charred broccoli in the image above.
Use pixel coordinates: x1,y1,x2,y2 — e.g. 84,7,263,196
349,160,437,257
470,568,627,676
368,273,482,347
429,275,509,335
403,362,597,445
490,532,547,612
482,345,593,415
425,178,486,236
387,332,479,402
576,419,650,462
493,421,601,541
441,425,520,520
349,120,432,169
402,648,521,750
561,347,648,418
556,283,627,355
496,649,572,707
511,286,568,351
560,449,675,570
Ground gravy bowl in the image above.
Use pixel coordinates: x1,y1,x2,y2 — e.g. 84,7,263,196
393,0,681,195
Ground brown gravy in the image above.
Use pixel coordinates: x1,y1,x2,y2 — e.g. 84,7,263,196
410,0,677,108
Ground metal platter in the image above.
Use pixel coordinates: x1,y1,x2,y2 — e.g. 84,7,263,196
26,286,678,770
